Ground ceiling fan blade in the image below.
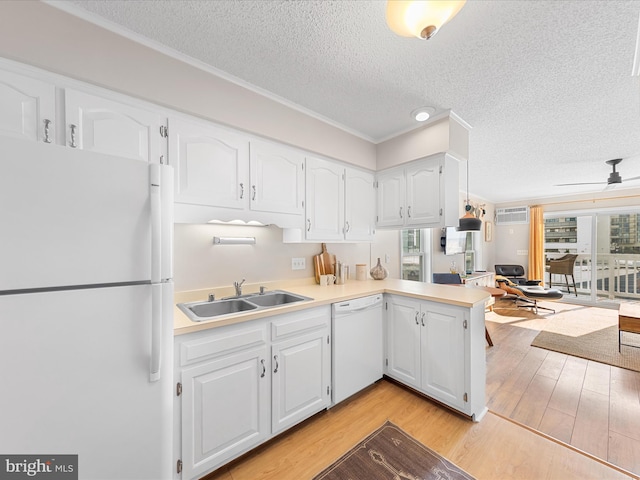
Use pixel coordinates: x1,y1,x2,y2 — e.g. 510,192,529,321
623,176,640,182
603,183,618,191
555,181,607,186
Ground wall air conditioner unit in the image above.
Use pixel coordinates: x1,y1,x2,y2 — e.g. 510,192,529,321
495,206,529,225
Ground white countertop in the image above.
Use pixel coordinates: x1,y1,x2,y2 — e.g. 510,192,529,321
174,278,491,336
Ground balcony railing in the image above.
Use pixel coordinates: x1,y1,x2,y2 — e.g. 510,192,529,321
546,253,640,300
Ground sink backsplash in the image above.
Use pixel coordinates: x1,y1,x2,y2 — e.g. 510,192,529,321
173,224,399,292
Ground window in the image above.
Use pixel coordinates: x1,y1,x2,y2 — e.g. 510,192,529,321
400,229,431,282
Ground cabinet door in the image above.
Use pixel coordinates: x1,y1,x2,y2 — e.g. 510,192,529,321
376,168,405,227
0,70,55,143
65,89,163,163
169,117,249,209
345,167,375,241
385,297,421,389
406,160,441,226
420,302,466,410
305,157,344,241
271,329,330,434
249,140,304,215
181,346,270,480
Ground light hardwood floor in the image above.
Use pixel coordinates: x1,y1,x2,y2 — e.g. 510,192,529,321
204,382,637,479
485,306,640,476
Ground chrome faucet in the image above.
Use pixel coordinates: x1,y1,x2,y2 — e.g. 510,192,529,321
234,278,246,296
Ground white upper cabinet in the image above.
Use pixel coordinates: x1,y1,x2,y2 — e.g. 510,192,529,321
295,157,375,243
405,161,441,226
344,167,375,241
376,153,460,229
65,89,164,163
0,70,55,144
375,168,406,228
305,157,345,241
249,140,304,215
169,117,248,209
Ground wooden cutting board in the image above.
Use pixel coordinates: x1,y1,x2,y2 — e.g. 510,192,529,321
320,243,335,275
313,243,336,283
313,255,324,284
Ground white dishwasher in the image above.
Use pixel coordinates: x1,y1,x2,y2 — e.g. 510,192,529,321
332,294,384,405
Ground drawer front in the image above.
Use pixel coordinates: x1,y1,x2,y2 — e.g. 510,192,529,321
179,322,267,366
271,306,330,341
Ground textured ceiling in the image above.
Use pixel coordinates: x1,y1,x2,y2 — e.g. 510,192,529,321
58,0,640,204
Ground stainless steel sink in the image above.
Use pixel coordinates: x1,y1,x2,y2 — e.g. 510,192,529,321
244,290,310,307
177,290,313,322
178,298,258,321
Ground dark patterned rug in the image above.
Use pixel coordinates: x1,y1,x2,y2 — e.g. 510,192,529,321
313,421,475,480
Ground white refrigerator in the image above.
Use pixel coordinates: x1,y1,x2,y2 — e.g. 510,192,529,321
0,136,174,479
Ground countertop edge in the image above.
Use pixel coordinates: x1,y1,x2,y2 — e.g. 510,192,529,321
173,279,490,336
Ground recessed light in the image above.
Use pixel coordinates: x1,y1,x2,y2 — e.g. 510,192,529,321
411,107,435,122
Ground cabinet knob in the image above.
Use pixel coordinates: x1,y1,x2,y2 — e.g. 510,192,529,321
400,207,403,219
273,355,279,373
252,185,257,201
421,312,425,326
414,311,419,325
260,359,266,378
407,206,412,218
239,183,244,199
307,218,311,232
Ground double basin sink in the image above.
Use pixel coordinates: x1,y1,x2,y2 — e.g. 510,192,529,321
177,290,313,322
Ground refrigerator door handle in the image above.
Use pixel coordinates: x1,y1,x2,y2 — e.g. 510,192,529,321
150,164,162,284
150,283,162,382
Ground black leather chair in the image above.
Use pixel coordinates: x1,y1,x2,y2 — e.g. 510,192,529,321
494,264,540,285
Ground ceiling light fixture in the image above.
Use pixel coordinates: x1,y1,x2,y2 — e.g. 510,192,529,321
458,159,482,232
411,106,435,122
386,0,467,40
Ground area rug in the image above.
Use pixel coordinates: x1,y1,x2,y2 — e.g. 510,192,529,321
313,421,475,480
532,326,640,372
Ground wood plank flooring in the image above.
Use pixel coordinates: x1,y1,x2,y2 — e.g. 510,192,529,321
486,309,640,476
204,383,635,480
201,302,640,480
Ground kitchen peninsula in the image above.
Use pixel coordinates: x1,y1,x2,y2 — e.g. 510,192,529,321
173,278,489,480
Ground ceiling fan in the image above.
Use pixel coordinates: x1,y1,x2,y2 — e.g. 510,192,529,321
555,158,640,188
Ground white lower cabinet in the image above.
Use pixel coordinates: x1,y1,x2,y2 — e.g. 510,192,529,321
271,309,331,434
175,306,330,479
385,295,486,419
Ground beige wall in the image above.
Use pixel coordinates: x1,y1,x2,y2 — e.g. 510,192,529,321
376,117,450,171
0,1,376,169
174,224,401,292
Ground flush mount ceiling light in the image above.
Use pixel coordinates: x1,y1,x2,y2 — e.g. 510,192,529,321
386,0,467,40
411,106,435,122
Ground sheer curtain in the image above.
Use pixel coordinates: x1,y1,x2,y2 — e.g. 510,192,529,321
528,205,545,284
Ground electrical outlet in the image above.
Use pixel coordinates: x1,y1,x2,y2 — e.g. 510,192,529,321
517,249,528,256
291,257,306,270
384,254,390,263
